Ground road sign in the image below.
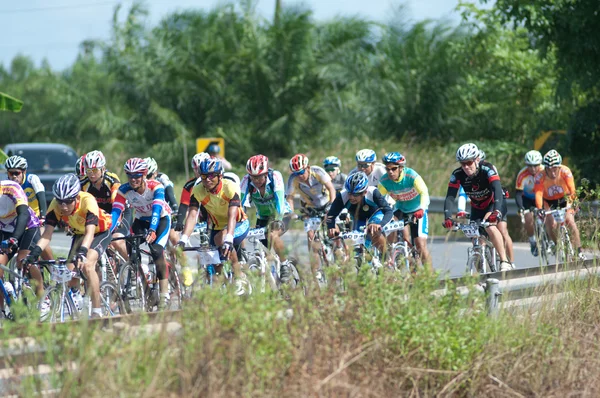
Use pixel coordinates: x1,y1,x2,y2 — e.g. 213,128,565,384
196,137,225,157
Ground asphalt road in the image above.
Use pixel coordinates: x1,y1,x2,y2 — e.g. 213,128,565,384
49,230,551,279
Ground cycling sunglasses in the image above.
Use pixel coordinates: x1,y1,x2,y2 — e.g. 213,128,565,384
324,167,337,173
7,170,23,177
201,173,220,180
57,198,76,205
292,168,307,176
460,160,475,167
86,167,102,174
357,163,372,169
385,166,401,172
126,173,144,179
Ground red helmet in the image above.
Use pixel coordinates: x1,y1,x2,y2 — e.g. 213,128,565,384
246,154,269,176
289,154,309,173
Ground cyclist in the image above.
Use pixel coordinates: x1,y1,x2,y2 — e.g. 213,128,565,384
175,152,210,286
349,149,386,187
145,157,179,216
443,143,514,272
81,150,129,259
5,155,53,261
208,144,232,171
241,155,293,281
181,157,250,295
286,154,336,276
75,155,87,180
323,156,347,193
515,150,544,256
456,149,515,264
110,158,173,309
327,172,393,255
534,150,585,260
26,174,111,319
378,152,432,271
0,180,44,316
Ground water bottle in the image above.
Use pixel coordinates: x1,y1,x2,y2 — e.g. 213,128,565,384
70,288,83,312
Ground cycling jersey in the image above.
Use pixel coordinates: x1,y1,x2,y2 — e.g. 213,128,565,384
378,167,430,213
112,179,171,232
20,173,46,217
80,171,121,214
189,178,247,231
46,191,111,234
326,186,393,229
534,165,576,209
444,161,504,219
348,163,386,187
240,169,290,220
330,172,347,192
516,166,543,200
286,166,332,208
0,181,40,235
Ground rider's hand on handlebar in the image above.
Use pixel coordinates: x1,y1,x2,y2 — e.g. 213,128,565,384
327,227,338,239
366,223,381,235
413,209,424,219
487,210,502,223
145,229,157,244
221,233,234,259
443,218,453,229
74,246,88,269
456,211,467,218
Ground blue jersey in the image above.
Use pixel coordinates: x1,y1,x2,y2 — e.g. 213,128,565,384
378,167,430,214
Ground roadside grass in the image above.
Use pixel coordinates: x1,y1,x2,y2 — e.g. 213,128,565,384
5,266,600,396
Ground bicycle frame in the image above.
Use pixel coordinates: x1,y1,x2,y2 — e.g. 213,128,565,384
540,208,575,264
452,220,497,274
244,227,280,293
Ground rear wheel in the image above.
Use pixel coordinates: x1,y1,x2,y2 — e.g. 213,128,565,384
167,263,183,310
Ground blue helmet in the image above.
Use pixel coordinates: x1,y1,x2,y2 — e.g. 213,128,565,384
199,158,223,174
355,149,376,163
323,156,341,168
382,152,406,166
207,144,220,155
344,172,369,194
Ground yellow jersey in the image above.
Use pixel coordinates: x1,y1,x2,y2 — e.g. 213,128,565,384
46,191,112,234
190,178,246,230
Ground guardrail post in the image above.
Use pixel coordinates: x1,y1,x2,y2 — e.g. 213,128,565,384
485,278,501,316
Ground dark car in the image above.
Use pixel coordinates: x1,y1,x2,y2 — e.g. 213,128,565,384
1,143,79,204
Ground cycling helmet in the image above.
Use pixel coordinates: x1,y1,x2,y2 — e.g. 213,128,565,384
191,152,210,171
207,144,220,154
124,158,149,175
355,149,376,163
524,150,543,166
344,172,369,194
456,143,480,162
199,157,223,175
53,173,81,200
382,152,406,166
5,156,28,170
543,149,562,168
223,172,241,186
289,154,309,173
246,154,269,176
144,157,158,175
479,150,486,161
323,156,341,169
84,150,106,169
75,155,86,177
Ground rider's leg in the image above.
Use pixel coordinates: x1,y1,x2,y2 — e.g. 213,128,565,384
485,225,509,263
565,212,582,249
545,215,558,243
497,221,514,263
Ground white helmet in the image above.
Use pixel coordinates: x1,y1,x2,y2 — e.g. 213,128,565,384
479,150,486,161
53,174,81,200
223,172,240,186
456,143,480,162
543,150,562,168
144,157,158,175
5,156,28,170
191,152,210,171
524,150,543,166
84,150,106,169
355,149,376,163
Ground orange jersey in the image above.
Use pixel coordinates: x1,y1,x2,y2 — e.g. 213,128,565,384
534,165,576,208
46,191,112,234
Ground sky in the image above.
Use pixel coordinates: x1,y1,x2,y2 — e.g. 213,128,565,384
0,0,467,71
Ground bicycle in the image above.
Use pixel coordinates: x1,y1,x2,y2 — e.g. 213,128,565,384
0,248,37,321
115,234,183,314
301,208,341,286
539,208,575,264
240,227,303,294
451,219,499,274
35,258,124,322
520,208,553,266
334,228,384,277
383,218,422,275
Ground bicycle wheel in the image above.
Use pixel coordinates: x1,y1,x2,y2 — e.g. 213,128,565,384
390,246,410,276
466,253,484,275
484,245,497,273
167,262,183,310
99,281,125,317
117,262,147,314
557,227,575,264
39,285,77,323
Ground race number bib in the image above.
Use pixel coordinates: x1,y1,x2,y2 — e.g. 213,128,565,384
304,217,321,232
247,227,266,240
51,264,73,283
197,249,221,265
460,225,480,238
551,209,566,223
383,220,405,235
340,231,365,245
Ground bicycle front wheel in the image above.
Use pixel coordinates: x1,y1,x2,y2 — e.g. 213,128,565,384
39,285,77,323
117,262,147,314
167,263,183,310
99,281,125,317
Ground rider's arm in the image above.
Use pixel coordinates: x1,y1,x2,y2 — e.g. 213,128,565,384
110,190,127,234
273,171,287,220
80,223,97,251
285,176,296,213
326,193,344,229
534,176,544,209
325,181,336,204
564,168,577,202
11,204,31,241
35,192,47,218
150,185,166,231
29,223,54,257
414,175,430,210
373,189,394,226
490,179,504,213
515,190,525,210
225,192,242,239
181,193,200,238
164,184,178,213
444,186,459,219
